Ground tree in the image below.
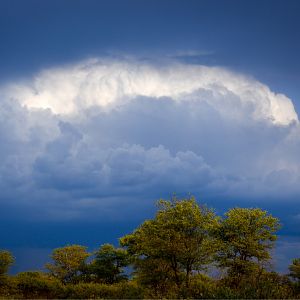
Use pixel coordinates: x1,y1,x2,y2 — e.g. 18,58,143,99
0,250,14,295
0,250,14,276
120,196,219,293
289,258,300,294
45,245,90,284
289,258,300,282
216,207,280,286
89,244,129,284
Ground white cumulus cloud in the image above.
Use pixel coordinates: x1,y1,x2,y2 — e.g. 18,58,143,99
0,58,299,220
2,58,298,125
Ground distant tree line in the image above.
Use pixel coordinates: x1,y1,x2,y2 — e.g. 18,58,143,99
0,196,300,299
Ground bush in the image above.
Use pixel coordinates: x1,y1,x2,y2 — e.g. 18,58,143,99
0,276,21,299
217,271,294,299
63,281,143,299
180,273,218,299
15,271,63,299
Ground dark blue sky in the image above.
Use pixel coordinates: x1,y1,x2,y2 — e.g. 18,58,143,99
0,0,300,273
0,0,299,102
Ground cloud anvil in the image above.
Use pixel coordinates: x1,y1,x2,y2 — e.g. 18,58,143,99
0,59,299,222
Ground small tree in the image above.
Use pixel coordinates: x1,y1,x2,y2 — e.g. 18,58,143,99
216,207,280,286
289,258,300,282
0,250,14,276
45,245,90,284
131,256,177,298
89,244,129,284
0,250,14,295
289,258,300,294
120,196,219,293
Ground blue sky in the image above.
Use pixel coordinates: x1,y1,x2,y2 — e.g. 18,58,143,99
1,0,299,102
0,0,300,273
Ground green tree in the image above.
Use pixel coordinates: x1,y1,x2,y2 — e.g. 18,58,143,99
289,258,300,295
120,196,219,293
45,245,90,284
0,250,14,276
89,244,129,284
0,250,15,296
216,207,280,286
289,258,300,282
132,256,176,298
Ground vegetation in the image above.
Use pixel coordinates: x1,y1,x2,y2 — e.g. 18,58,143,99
0,196,299,299
87,244,129,284
216,207,280,288
45,245,90,284
120,198,219,297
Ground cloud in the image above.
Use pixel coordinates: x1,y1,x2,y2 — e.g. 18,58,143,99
2,58,297,125
0,58,300,221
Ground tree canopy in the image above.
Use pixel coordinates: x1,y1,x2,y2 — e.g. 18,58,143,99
120,196,219,290
289,258,300,282
89,244,129,284
0,250,14,276
45,245,90,284
216,207,280,285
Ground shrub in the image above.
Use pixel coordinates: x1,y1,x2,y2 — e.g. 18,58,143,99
15,271,63,299
63,281,143,299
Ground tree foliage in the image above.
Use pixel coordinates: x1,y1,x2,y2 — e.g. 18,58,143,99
0,250,14,276
16,271,63,298
289,258,300,281
216,207,280,286
89,244,129,284
120,196,219,291
289,258,300,294
45,245,90,284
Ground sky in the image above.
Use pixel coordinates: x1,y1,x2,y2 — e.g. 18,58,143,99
0,0,300,273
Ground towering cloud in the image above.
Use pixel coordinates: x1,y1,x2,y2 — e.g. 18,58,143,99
3,59,297,125
0,58,299,220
